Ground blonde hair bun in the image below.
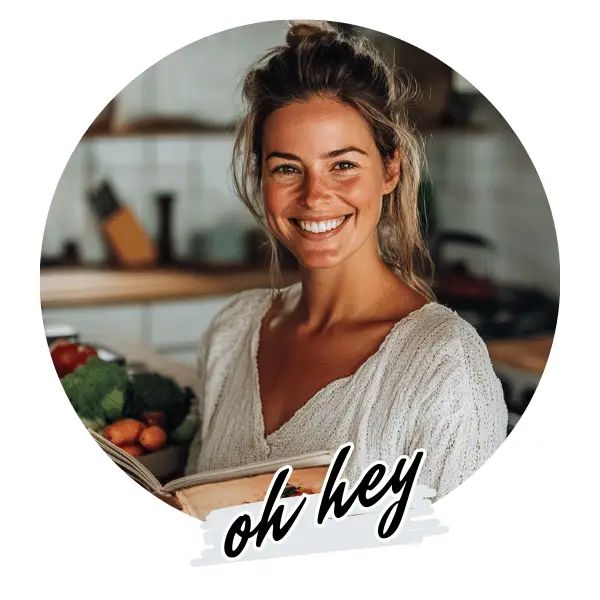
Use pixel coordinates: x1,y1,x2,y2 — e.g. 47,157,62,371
286,20,337,46
233,20,434,299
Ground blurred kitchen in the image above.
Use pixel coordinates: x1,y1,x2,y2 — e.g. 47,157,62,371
41,20,559,446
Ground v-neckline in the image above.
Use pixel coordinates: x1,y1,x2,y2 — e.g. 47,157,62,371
250,283,437,445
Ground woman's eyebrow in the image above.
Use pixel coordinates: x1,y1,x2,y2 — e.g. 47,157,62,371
322,146,368,158
265,151,301,161
265,146,368,162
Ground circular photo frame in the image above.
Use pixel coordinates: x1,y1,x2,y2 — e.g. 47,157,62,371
40,20,558,538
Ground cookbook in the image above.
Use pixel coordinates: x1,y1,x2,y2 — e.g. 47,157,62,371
89,429,333,519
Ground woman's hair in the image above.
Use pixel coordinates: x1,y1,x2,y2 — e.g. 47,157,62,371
232,21,434,300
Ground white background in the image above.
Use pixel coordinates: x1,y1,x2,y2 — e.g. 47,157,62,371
2,1,599,597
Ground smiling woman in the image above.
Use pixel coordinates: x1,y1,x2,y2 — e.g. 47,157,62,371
261,98,400,271
184,21,508,500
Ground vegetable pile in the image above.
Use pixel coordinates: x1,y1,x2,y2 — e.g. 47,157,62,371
51,340,198,458
103,418,168,457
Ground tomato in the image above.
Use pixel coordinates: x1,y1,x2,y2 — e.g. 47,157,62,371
142,411,166,428
50,340,98,378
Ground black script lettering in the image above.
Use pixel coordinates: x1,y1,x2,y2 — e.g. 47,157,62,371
222,466,307,559
315,442,354,523
222,513,253,558
376,449,426,539
317,443,397,522
316,442,427,540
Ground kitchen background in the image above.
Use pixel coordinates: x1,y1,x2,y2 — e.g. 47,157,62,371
41,20,559,440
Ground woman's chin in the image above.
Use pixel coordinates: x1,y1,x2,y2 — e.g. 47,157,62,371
296,253,345,271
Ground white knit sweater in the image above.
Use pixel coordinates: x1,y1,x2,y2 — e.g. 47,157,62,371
185,283,508,500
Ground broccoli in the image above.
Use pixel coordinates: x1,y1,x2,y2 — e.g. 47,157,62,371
101,388,126,421
61,357,127,423
124,372,191,431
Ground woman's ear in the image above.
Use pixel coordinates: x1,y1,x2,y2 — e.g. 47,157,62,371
382,150,402,195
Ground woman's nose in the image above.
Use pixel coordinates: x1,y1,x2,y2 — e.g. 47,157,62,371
301,171,330,209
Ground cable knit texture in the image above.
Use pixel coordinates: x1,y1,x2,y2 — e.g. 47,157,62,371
185,283,508,499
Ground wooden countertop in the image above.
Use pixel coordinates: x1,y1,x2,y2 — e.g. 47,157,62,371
486,335,553,375
40,267,298,307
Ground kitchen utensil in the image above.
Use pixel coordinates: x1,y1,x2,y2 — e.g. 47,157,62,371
88,181,157,268
432,231,498,304
432,230,558,339
155,192,175,265
44,321,79,345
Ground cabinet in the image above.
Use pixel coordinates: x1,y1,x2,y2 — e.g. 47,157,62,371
147,296,231,367
42,295,233,367
42,304,145,342
147,296,230,347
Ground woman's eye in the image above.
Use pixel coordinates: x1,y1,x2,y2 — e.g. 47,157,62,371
272,164,300,175
333,161,357,171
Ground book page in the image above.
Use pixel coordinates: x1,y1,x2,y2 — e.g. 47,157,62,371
89,428,334,513
163,450,334,493
175,465,329,520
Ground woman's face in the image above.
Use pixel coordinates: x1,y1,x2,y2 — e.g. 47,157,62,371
261,96,400,270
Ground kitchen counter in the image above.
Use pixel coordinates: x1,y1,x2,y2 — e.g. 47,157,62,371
40,267,298,308
42,268,554,378
96,334,554,385
486,335,553,375
486,336,553,430
92,334,198,388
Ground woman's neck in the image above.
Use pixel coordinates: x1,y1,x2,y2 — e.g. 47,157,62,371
293,242,423,331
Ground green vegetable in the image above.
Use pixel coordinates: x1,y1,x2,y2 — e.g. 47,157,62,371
101,388,125,421
170,413,199,443
61,357,127,423
124,372,190,431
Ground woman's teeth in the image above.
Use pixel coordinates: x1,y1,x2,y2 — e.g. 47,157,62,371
297,216,346,233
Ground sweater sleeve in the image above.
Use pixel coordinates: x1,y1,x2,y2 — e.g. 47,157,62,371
184,287,271,475
407,323,508,500
183,328,210,476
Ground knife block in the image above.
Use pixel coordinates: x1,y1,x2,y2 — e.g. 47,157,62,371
89,181,157,268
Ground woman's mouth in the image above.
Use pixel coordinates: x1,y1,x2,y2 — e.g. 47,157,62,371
290,215,351,238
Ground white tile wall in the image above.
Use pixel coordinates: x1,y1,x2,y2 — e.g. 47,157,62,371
112,21,289,127
42,145,86,256
42,132,259,262
427,130,559,296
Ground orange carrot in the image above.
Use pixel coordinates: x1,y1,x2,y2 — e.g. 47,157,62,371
103,418,145,446
139,425,167,452
119,443,145,458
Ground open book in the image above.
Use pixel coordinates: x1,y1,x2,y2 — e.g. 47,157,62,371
89,429,333,519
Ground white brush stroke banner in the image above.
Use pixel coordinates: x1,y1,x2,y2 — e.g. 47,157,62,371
191,484,447,565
